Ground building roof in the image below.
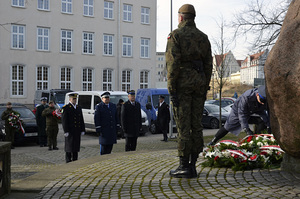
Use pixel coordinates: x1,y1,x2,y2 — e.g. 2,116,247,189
242,51,265,65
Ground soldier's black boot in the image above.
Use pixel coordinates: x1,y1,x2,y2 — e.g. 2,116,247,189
169,156,192,178
190,154,198,178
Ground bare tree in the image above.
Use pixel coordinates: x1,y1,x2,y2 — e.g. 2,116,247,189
212,18,232,128
232,0,291,50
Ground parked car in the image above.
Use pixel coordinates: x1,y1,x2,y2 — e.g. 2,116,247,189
205,97,236,108
223,104,233,112
202,104,230,129
0,105,38,144
34,89,73,109
65,91,149,136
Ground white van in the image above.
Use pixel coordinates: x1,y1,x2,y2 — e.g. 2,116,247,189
64,91,149,135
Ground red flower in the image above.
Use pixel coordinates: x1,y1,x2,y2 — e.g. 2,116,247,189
214,156,219,161
241,160,247,163
247,136,253,142
260,151,267,155
250,155,258,160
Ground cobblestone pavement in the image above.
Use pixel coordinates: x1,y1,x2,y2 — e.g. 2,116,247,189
8,125,300,198
35,150,300,199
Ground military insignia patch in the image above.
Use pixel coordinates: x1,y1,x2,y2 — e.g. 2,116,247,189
167,33,171,39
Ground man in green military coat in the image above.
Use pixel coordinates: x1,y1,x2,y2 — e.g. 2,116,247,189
42,101,59,151
166,4,213,178
1,102,19,149
35,97,48,147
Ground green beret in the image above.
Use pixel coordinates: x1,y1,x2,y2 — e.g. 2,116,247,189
178,4,196,16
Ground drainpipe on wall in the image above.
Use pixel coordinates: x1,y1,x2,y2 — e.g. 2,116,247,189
116,0,121,91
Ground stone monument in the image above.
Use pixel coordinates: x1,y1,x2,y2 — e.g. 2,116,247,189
264,0,300,172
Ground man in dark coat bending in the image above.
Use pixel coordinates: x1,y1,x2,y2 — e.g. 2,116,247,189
61,93,85,163
94,92,119,155
208,85,270,146
121,90,142,151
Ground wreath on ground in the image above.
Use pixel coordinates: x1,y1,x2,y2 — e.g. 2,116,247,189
201,133,284,171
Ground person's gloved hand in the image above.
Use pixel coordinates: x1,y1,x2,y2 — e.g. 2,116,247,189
244,128,254,135
64,132,69,137
81,132,85,136
96,128,101,136
170,94,179,107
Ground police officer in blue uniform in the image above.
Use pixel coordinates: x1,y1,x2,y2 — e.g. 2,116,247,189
94,92,119,155
61,93,85,163
208,85,270,146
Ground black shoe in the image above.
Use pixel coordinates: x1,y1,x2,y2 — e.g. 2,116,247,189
48,147,52,151
53,147,59,150
170,157,192,178
11,146,15,149
190,154,198,178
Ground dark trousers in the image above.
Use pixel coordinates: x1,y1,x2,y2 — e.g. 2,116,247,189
65,152,78,163
39,135,47,146
100,144,113,155
125,137,138,151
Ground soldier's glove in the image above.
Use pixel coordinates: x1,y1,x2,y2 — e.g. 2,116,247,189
244,128,254,136
267,127,271,134
170,94,179,107
64,133,69,137
96,129,101,136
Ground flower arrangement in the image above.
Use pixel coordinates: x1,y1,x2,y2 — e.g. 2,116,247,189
202,134,284,171
52,109,62,119
8,112,25,134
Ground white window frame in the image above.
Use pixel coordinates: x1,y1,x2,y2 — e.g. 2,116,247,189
104,1,113,19
38,0,50,11
83,0,94,16
36,66,49,90
141,38,150,58
141,7,150,24
37,27,50,51
140,70,149,89
61,30,73,53
12,0,25,7
62,0,72,14
11,25,25,49
121,70,131,92
82,68,93,91
103,34,114,56
123,4,132,22
82,32,94,54
122,36,132,57
60,67,72,89
103,69,113,91
11,64,26,97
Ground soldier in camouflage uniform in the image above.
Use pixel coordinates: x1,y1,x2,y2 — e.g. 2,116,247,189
1,102,18,149
42,101,59,151
166,4,213,178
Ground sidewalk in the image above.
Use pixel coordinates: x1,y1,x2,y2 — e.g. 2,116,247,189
7,149,300,199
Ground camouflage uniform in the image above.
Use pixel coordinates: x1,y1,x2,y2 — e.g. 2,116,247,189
166,19,212,158
1,108,18,146
42,106,59,149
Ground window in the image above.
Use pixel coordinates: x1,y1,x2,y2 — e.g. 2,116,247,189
104,1,113,19
83,0,93,16
60,67,72,89
37,27,49,51
141,7,150,24
122,70,131,92
83,32,94,54
103,34,113,56
36,66,49,90
11,65,24,96
103,69,113,91
38,0,49,10
123,4,132,22
141,38,150,58
11,25,25,49
12,0,25,7
140,71,149,89
82,68,93,91
62,0,72,14
61,30,72,52
122,36,132,57
78,95,92,109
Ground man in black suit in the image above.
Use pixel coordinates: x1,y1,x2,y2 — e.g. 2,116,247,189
121,90,142,151
61,93,85,163
157,95,171,142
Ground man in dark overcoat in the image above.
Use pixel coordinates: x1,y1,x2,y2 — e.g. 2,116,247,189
61,93,85,163
121,90,142,151
94,92,119,155
208,85,270,146
35,97,48,147
157,95,171,142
